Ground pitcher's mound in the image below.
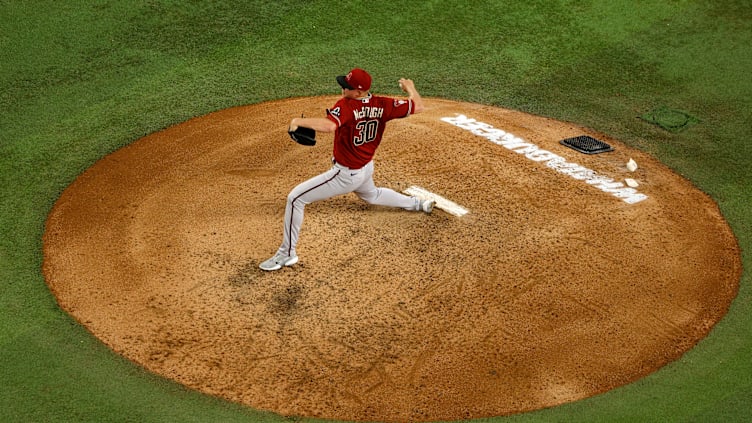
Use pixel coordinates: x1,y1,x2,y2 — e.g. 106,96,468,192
43,97,740,422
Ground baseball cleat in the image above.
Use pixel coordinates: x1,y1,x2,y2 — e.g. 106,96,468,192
259,253,299,271
420,199,435,213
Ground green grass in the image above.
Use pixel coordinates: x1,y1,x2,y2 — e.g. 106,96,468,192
1,0,750,421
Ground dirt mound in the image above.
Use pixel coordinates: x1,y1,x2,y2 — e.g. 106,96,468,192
43,97,740,422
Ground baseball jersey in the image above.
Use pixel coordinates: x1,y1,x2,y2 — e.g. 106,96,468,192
326,94,414,169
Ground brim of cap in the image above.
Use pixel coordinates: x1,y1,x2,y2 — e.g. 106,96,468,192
336,75,354,90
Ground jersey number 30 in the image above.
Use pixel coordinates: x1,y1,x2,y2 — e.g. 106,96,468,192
353,120,379,146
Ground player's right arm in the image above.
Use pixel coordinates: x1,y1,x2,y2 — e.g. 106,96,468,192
289,117,337,133
399,78,424,114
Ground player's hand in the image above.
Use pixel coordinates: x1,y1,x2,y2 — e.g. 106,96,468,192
399,78,415,92
288,118,299,132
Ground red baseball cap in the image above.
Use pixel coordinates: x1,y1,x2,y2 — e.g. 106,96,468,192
336,68,372,91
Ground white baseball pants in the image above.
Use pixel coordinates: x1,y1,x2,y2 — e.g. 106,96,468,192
276,160,420,258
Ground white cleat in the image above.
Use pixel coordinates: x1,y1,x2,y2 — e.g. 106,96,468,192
259,253,299,271
420,198,435,213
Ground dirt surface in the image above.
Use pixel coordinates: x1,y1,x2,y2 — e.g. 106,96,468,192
43,97,741,422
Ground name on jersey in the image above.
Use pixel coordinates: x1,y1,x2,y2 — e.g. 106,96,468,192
354,107,384,120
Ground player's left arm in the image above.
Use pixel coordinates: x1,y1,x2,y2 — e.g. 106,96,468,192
289,117,337,133
399,78,424,114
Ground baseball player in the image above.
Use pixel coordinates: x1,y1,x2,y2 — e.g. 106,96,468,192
260,68,435,271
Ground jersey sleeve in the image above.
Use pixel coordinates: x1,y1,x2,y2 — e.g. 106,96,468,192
326,99,349,127
384,98,414,120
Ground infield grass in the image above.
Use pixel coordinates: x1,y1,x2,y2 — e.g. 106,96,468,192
1,1,750,422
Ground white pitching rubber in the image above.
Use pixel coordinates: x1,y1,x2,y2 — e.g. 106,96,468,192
404,186,469,217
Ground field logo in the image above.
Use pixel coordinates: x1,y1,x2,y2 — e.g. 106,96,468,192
441,115,648,204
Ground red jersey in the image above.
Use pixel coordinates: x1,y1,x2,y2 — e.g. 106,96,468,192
326,94,414,169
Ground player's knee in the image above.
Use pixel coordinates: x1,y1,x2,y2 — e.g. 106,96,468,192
357,190,378,204
287,192,307,209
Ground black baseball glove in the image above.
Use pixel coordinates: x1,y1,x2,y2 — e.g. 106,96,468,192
288,126,316,146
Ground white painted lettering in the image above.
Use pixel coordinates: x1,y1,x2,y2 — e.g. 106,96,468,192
513,145,539,155
441,114,648,204
526,149,560,162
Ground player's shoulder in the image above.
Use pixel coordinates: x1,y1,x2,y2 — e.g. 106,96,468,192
328,97,353,119
369,94,392,102
371,95,409,108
